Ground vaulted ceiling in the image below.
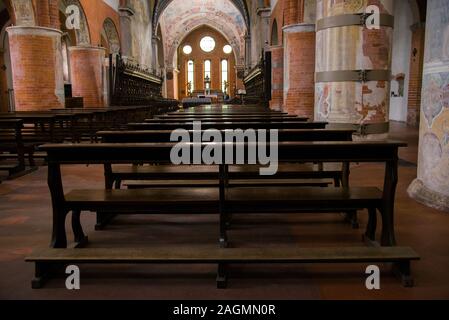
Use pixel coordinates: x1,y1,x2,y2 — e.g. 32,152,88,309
156,0,248,67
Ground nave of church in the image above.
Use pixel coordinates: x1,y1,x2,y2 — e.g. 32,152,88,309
0,0,448,301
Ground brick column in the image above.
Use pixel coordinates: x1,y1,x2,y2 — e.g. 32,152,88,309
69,46,106,108
270,45,283,111
407,22,425,127
6,26,64,111
283,23,316,118
408,0,449,212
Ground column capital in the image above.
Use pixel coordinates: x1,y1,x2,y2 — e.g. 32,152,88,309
257,7,271,17
6,26,62,37
119,6,135,17
282,23,315,33
68,45,106,53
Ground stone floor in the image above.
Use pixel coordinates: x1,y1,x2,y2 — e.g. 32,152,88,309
0,122,448,299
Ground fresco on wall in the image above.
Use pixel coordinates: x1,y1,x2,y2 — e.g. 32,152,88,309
12,0,35,26
129,0,153,68
159,0,247,66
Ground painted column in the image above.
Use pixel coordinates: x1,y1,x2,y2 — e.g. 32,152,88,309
258,7,271,52
407,22,426,127
245,34,252,71
408,0,449,212
270,45,284,111
152,36,159,74
69,46,106,108
6,26,64,111
315,0,394,137
118,6,134,58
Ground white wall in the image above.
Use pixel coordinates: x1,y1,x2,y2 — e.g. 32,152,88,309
389,0,413,122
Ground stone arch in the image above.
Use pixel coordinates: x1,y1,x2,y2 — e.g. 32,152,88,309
271,19,278,45
59,0,91,45
102,18,120,54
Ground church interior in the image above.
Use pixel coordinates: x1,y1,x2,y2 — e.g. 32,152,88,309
0,0,448,300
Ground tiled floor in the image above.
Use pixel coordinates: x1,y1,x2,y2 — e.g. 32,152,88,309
0,122,448,299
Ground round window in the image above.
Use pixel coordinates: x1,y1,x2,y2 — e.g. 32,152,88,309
200,36,216,53
223,45,232,54
182,45,192,55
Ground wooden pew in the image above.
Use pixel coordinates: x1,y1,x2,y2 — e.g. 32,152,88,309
28,140,418,288
96,129,354,229
0,119,37,179
144,117,309,123
128,121,328,131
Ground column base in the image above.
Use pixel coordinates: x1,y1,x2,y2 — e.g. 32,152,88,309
408,179,449,212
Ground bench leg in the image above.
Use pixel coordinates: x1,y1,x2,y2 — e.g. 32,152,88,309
51,210,68,249
95,213,117,231
216,263,228,289
380,207,396,247
32,262,64,289
72,210,88,248
345,211,359,229
392,261,414,288
219,212,228,248
365,208,378,242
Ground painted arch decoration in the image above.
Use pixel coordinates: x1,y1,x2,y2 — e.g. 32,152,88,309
156,0,248,67
152,0,250,33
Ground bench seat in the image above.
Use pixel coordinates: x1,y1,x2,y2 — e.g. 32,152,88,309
26,246,420,288
125,179,332,188
66,186,380,214
65,188,220,213
226,187,382,213
110,164,342,181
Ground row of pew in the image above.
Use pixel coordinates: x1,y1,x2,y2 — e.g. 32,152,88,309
26,105,419,289
0,104,178,180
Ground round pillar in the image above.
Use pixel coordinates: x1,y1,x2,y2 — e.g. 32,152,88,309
315,0,394,137
283,23,316,118
69,46,106,108
408,0,449,212
6,26,64,111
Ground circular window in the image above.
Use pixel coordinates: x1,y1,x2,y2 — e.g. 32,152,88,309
182,45,192,55
200,36,216,53
223,45,232,54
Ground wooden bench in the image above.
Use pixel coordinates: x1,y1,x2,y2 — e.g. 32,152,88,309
128,121,328,131
28,140,418,288
96,129,354,229
27,246,420,289
144,117,309,123
0,119,38,179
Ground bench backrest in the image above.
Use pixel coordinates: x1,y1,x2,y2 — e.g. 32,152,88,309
128,122,328,131
40,141,405,165
145,117,309,123
98,129,354,143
